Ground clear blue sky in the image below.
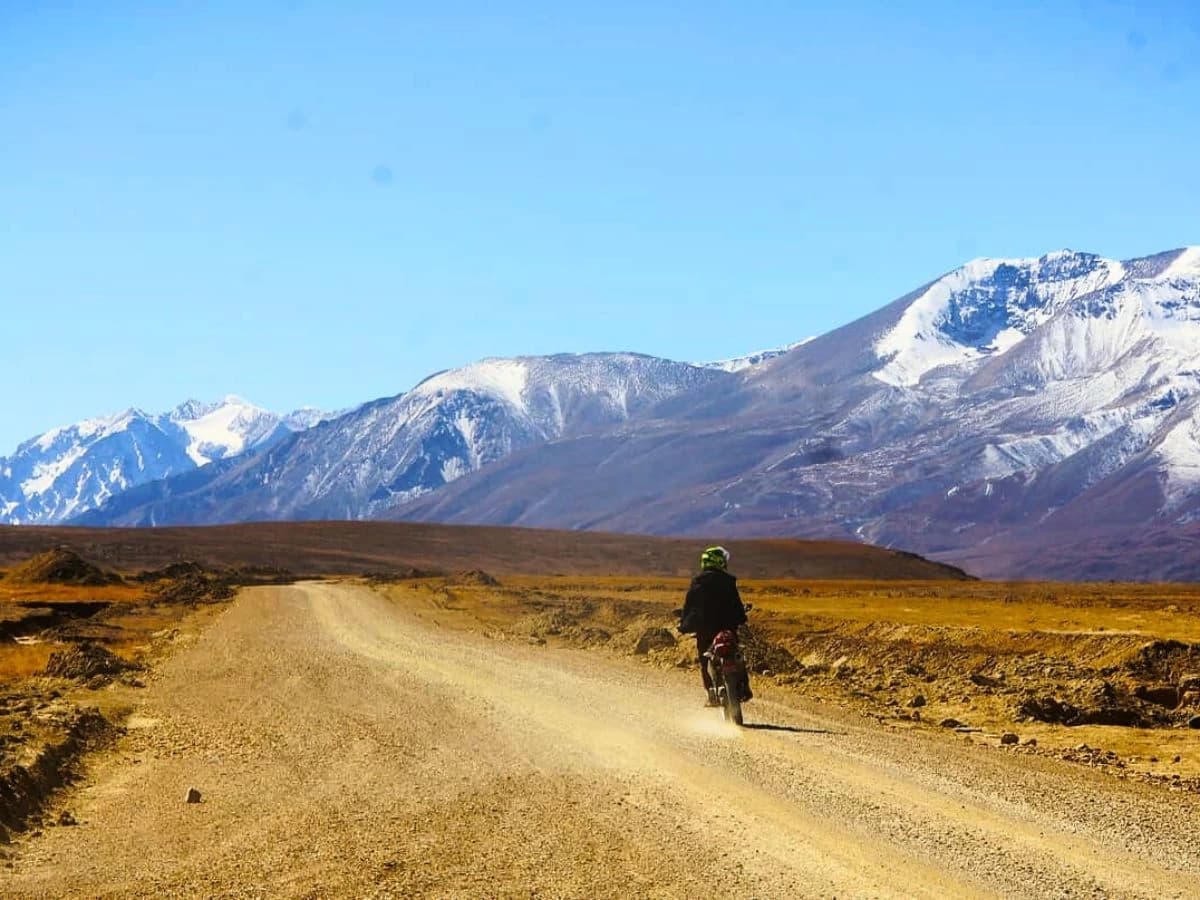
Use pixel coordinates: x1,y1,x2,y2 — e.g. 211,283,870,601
2,1,1198,452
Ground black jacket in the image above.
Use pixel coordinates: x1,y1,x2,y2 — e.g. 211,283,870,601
678,568,746,635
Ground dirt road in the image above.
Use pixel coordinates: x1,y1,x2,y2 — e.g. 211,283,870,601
9,583,1200,898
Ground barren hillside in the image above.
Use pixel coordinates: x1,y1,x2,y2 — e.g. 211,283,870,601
0,522,970,580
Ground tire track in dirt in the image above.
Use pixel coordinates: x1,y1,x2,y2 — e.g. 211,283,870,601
8,583,1200,898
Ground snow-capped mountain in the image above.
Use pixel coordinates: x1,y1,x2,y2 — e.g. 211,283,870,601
853,246,1200,516
0,396,324,524
394,247,1200,579
65,246,1200,578
871,250,1130,387
170,395,294,465
76,353,733,526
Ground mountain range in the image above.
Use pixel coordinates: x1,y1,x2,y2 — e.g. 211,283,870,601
0,398,326,525
15,245,1200,580
68,354,731,525
397,247,1200,579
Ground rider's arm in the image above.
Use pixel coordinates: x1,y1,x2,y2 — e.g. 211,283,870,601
678,581,702,634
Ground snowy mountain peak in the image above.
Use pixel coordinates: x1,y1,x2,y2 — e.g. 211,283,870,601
171,399,209,420
409,352,723,429
171,394,257,422
31,407,141,453
874,250,1138,387
170,396,277,466
413,358,531,412
1160,247,1200,281
0,396,321,524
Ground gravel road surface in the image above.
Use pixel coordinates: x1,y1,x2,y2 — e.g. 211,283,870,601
9,582,1200,898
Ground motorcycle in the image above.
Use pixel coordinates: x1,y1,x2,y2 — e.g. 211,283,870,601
705,612,752,726
676,604,753,727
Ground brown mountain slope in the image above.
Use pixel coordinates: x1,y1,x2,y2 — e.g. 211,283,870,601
0,522,970,580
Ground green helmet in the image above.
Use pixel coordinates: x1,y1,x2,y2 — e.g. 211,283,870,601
700,546,730,570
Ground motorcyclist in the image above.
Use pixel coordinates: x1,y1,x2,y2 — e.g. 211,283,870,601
677,546,751,707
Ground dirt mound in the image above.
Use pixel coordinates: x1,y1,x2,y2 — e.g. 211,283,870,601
1013,668,1189,726
633,627,676,655
5,548,119,586
229,565,296,585
739,626,800,675
44,642,140,684
454,570,500,587
144,564,292,607
138,563,294,596
519,607,611,645
148,570,240,605
519,607,575,637
132,561,207,583
1126,639,1200,684
1016,695,1151,728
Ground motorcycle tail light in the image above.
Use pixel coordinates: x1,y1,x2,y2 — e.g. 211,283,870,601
710,630,738,658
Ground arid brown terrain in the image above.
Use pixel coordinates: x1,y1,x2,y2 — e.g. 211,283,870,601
0,522,970,579
1,526,1199,896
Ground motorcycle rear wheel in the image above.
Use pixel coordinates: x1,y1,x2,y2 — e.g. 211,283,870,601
722,671,744,726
